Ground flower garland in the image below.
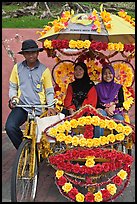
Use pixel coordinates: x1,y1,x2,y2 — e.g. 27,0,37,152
36,10,74,37
100,9,112,30
46,112,133,148
50,148,133,203
55,168,130,202
43,39,135,52
49,148,133,176
117,9,135,27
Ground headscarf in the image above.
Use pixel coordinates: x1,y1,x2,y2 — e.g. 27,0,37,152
70,62,94,109
96,64,122,104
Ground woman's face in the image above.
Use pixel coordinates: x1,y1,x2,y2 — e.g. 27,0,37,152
103,68,113,82
74,66,84,79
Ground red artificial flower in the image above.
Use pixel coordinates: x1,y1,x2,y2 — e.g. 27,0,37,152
127,87,135,98
57,176,67,186
102,162,110,172
101,189,111,199
71,149,80,159
85,192,95,202
124,44,135,52
72,163,80,174
123,154,134,165
68,187,79,200
123,165,131,173
86,177,93,184
112,175,123,186
65,162,73,172
115,161,123,169
93,163,103,174
79,166,88,174
61,39,69,48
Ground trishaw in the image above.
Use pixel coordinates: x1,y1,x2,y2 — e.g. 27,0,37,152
11,7,135,202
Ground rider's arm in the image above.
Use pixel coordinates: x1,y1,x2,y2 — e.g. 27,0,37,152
9,64,19,100
42,68,55,108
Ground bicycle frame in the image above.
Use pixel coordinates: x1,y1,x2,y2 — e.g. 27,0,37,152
15,99,57,177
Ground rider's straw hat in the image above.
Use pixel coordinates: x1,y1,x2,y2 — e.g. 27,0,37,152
18,39,44,54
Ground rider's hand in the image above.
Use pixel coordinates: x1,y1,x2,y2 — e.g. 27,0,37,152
47,108,57,116
8,96,19,109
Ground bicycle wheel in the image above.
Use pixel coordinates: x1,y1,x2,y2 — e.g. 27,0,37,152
11,139,38,202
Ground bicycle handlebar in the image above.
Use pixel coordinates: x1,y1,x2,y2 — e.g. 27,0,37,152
13,99,58,109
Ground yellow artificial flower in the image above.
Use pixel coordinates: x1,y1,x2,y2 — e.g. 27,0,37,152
72,136,79,146
79,137,87,147
99,119,107,128
70,119,78,128
99,136,109,145
115,123,124,133
49,128,57,137
76,193,85,202
65,135,72,144
69,40,77,49
78,117,87,126
44,40,53,49
92,138,100,147
76,40,84,49
85,156,95,167
86,138,94,148
56,170,64,179
92,9,97,16
107,184,117,195
63,120,71,131
107,134,115,143
62,182,73,193
117,169,127,180
85,116,92,125
91,116,100,126
83,40,91,49
123,125,133,135
106,120,117,130
94,191,103,202
56,133,66,142
56,124,65,133
115,133,125,141
108,43,114,51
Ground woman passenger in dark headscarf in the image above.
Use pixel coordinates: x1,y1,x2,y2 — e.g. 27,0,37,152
63,62,97,115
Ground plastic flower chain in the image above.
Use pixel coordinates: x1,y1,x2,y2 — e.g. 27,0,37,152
100,9,112,29
118,9,135,27
90,9,101,33
36,10,74,36
49,148,133,175
48,115,133,147
55,168,128,202
43,39,135,52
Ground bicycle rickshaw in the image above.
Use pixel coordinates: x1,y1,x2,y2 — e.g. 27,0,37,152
11,7,135,202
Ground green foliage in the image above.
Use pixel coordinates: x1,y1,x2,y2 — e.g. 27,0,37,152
2,2,135,28
2,16,55,28
2,4,23,11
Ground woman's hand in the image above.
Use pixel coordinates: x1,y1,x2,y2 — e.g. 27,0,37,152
69,108,75,115
105,104,116,116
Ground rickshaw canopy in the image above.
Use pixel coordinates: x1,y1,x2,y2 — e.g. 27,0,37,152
38,9,135,44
